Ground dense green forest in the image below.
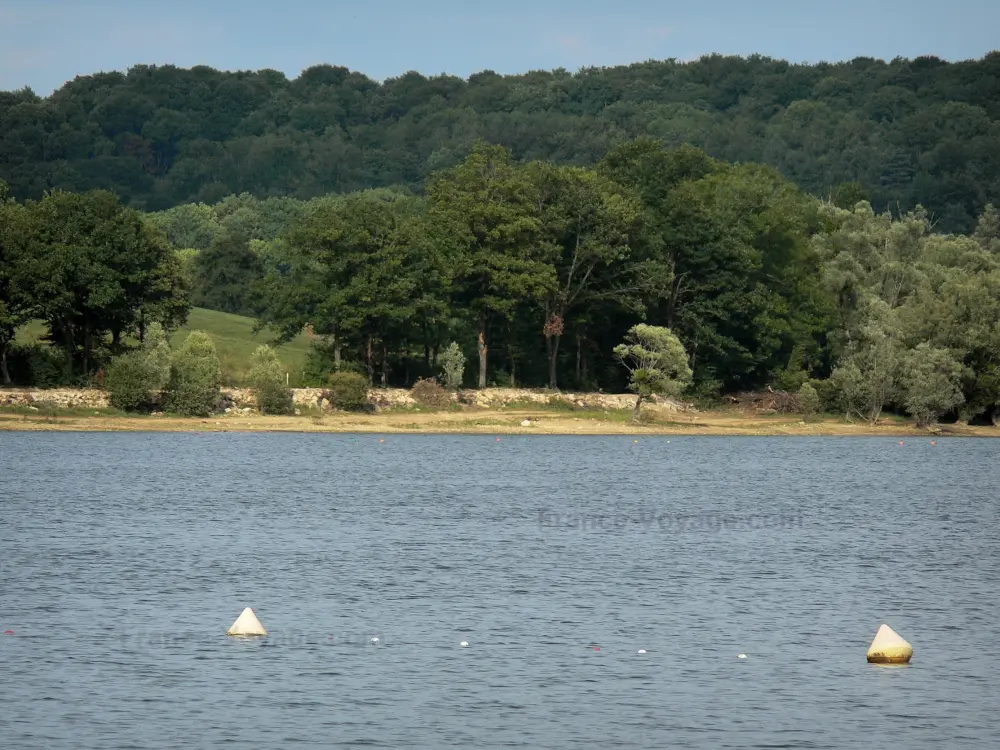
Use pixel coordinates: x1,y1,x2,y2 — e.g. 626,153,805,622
2,54,1000,232
4,135,999,425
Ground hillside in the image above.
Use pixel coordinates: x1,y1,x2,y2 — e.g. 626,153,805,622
17,308,314,386
2,54,1000,231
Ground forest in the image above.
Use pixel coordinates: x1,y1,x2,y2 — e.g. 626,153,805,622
3,133,1000,425
2,54,1000,232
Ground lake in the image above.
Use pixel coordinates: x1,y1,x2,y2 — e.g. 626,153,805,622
1,432,998,748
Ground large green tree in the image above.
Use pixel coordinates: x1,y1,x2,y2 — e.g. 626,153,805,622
427,142,552,388
15,189,189,377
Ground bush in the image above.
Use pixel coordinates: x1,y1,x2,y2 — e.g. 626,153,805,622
323,371,370,411
797,382,821,415
438,342,465,389
4,343,72,387
142,322,172,391
164,331,222,416
248,345,293,415
105,351,157,412
301,341,367,386
410,377,451,408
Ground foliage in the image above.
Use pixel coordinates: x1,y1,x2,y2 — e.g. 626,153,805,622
438,341,466,389
613,324,692,419
797,382,821,415
164,330,222,416
324,371,370,411
898,344,965,426
142,322,172,390
0,188,189,381
2,342,70,387
247,344,293,414
410,377,451,408
3,56,1000,234
191,230,264,316
105,351,158,412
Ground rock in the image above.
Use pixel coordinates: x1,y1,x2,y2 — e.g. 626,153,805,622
227,607,267,636
27,405,39,411
866,624,913,664
294,408,301,416
521,419,532,427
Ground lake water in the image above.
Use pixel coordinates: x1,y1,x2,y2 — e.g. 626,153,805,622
1,432,998,748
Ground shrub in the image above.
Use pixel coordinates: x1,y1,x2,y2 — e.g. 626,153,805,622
105,351,157,412
797,382,821,415
164,330,222,416
5,343,71,387
248,345,293,415
438,342,465,389
142,322,172,391
324,371,370,411
302,341,366,386
410,377,451,408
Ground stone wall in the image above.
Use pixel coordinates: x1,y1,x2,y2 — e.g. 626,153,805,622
0,386,691,413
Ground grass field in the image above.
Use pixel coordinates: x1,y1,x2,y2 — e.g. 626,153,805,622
15,307,315,386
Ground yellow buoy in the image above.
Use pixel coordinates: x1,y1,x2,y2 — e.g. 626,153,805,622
866,624,912,664
227,607,267,636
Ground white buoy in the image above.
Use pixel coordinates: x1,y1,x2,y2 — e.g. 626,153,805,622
737,653,747,659
637,649,647,654
227,607,267,636
460,641,469,647
867,624,913,664
370,637,380,644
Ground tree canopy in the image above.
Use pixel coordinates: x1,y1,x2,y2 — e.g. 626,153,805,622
3,53,1000,232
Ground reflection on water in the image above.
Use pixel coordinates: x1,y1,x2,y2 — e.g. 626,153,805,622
1,433,998,748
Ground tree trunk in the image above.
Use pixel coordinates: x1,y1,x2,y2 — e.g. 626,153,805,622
365,335,374,384
0,343,10,386
575,333,582,387
992,406,1000,427
381,341,388,387
546,334,561,390
333,333,341,370
632,394,643,422
82,323,91,379
477,327,488,389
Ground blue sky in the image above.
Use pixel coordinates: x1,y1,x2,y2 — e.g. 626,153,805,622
2,0,998,94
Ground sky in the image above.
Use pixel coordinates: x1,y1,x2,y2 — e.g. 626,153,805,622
1,0,998,94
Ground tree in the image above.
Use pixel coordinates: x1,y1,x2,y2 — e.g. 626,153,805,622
898,344,965,427
256,191,431,385
427,142,551,388
165,330,221,416
798,381,821,415
248,344,293,414
439,341,465,389
192,229,263,315
828,300,902,423
0,187,34,384
103,321,173,411
613,324,692,420
15,189,189,378
529,162,644,388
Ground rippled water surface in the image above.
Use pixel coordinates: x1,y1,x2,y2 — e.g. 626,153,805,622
1,432,998,748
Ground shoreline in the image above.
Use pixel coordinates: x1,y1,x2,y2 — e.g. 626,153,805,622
2,409,997,437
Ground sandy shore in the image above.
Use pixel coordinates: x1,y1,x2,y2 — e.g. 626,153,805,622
1,408,996,437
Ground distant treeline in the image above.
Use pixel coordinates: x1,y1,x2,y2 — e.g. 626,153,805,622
2,54,1000,231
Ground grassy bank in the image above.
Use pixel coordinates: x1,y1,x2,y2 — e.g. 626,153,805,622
16,307,315,386
2,403,996,437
